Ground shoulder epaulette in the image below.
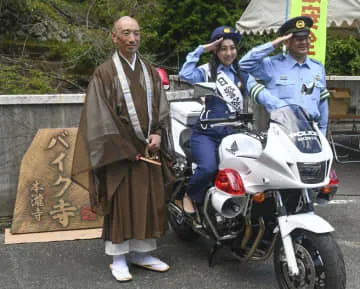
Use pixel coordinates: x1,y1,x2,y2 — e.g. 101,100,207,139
309,58,322,65
272,53,283,60
270,53,285,62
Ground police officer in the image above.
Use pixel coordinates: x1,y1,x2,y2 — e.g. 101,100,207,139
239,16,330,135
179,26,283,220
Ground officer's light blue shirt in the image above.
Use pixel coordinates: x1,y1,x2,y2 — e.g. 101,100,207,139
180,45,238,83
239,42,330,134
179,45,284,113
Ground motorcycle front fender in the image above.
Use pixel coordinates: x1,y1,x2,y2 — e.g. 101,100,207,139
277,213,334,238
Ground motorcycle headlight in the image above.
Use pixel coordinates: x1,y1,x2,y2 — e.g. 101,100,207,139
297,161,327,184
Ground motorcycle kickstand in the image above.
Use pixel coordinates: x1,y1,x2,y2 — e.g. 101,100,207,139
208,242,221,267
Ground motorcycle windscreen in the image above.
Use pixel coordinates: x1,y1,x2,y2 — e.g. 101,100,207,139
269,105,322,153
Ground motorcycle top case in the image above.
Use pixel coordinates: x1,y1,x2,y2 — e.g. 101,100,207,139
170,101,203,126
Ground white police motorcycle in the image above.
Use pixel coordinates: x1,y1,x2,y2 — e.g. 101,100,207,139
168,82,346,289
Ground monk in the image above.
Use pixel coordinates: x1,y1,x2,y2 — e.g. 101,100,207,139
71,16,174,282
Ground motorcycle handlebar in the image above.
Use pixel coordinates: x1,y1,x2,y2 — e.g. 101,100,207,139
200,113,253,125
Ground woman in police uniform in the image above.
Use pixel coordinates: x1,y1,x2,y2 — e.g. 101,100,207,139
179,26,283,219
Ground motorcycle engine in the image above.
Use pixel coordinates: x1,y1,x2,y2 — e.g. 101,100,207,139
208,206,244,236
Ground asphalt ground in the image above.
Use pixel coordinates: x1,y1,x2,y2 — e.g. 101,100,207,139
0,162,359,289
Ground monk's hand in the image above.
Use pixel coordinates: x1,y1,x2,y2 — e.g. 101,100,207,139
148,134,161,152
271,33,293,48
203,37,224,53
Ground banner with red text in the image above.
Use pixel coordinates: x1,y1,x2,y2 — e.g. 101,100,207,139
291,0,328,64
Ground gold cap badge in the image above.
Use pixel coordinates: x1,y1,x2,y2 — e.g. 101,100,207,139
296,20,305,29
223,28,231,33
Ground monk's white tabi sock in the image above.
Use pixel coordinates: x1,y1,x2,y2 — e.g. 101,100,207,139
112,254,129,271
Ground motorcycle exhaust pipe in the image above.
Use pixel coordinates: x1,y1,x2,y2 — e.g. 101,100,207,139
210,189,246,218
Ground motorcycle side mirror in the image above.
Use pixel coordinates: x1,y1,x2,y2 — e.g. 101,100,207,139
193,82,217,98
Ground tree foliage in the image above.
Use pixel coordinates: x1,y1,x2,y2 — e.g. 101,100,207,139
145,0,249,72
326,35,360,75
0,0,359,93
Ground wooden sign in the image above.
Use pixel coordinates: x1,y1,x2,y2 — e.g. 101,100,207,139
11,128,103,234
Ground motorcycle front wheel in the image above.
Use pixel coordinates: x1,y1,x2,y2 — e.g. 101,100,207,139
274,229,346,289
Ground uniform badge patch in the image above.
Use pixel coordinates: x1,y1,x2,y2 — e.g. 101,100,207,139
296,20,305,28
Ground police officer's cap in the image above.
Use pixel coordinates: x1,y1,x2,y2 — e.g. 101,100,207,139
210,26,242,44
279,16,313,37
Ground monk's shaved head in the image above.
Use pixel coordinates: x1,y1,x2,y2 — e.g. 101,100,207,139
112,16,139,33
111,16,141,62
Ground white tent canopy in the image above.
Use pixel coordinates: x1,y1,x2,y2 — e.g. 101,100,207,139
236,0,360,34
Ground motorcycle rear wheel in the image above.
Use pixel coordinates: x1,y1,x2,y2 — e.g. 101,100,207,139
274,229,346,289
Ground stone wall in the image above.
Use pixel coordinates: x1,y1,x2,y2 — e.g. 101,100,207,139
0,88,196,217
0,95,85,216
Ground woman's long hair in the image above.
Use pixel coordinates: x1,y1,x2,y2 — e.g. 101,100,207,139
208,39,248,111
208,44,246,96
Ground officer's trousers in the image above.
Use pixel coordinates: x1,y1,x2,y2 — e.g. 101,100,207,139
187,128,231,204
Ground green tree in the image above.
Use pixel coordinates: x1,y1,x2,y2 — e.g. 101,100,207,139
326,35,360,75
145,0,249,73
1,0,359,94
